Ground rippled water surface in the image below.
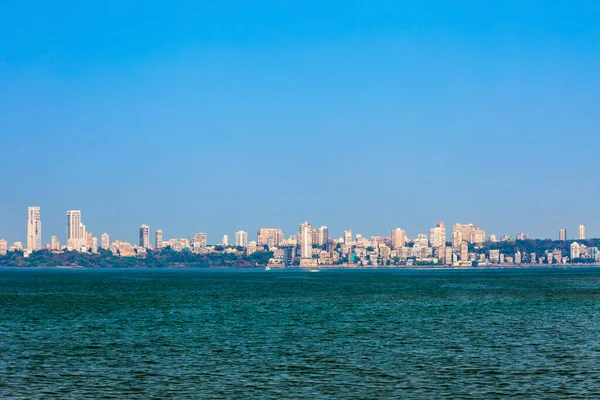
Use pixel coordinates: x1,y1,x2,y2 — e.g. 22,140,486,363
2,268,600,398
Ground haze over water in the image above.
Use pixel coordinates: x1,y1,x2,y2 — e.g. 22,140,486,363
1,268,600,398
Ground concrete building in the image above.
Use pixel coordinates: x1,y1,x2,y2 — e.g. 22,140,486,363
516,233,528,241
51,236,60,250
192,233,207,252
257,228,284,248
0,239,7,256
489,249,500,263
222,235,229,246
579,225,586,240
429,222,446,248
155,230,163,249
317,226,329,247
460,241,469,261
571,242,581,260
299,222,313,259
139,224,150,248
91,237,98,253
452,223,485,246
101,233,110,250
66,210,86,251
235,231,248,248
559,228,567,241
27,206,42,252
344,230,352,246
391,228,407,249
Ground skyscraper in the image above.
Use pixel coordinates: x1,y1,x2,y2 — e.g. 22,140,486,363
299,222,313,259
222,235,229,246
27,206,42,251
559,229,566,241
317,226,329,246
155,230,163,249
391,228,407,249
429,222,446,248
344,230,352,246
139,224,150,248
0,239,7,256
235,231,248,248
66,210,82,242
101,233,110,250
579,225,586,240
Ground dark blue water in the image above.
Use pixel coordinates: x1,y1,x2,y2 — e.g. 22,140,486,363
1,268,600,398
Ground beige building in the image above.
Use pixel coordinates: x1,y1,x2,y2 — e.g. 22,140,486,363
391,228,407,249
257,228,284,248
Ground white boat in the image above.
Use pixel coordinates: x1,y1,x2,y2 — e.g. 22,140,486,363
265,266,272,271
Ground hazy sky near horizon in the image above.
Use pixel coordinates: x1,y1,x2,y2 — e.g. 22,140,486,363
1,0,599,244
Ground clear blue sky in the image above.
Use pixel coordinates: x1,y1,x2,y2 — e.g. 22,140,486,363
1,0,599,244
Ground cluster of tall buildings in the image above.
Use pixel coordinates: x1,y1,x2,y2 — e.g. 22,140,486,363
0,207,596,267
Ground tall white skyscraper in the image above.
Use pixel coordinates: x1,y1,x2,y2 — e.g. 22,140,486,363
579,225,586,240
139,224,150,248
222,235,229,246
299,222,313,259
235,231,248,248
344,230,353,246
27,206,42,251
66,210,82,241
0,239,7,256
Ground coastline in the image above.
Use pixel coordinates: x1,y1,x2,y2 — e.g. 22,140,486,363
1,264,600,271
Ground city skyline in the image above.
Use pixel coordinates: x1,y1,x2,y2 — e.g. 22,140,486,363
0,205,596,249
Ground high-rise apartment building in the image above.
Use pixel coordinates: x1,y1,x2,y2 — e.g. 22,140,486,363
299,222,313,259
570,242,581,260
452,223,486,246
155,230,163,249
0,239,7,256
192,232,207,252
91,237,98,253
257,228,284,248
86,232,93,250
317,226,329,246
51,236,60,250
344,230,353,246
559,229,566,241
235,231,248,248
579,225,586,240
101,233,110,250
66,210,82,241
139,224,150,248
27,206,42,252
222,235,229,246
429,222,446,248
391,228,407,249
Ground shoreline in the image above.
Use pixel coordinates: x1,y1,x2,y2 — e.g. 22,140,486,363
1,264,600,271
